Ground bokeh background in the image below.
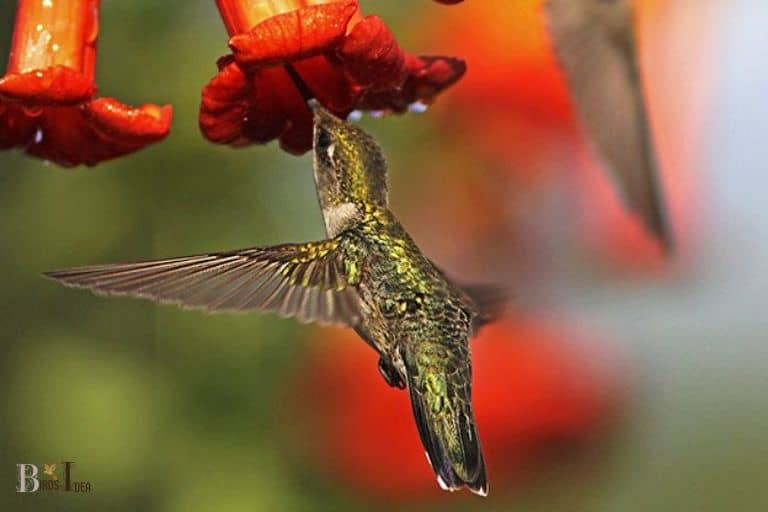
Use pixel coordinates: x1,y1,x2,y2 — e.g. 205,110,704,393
2,0,767,510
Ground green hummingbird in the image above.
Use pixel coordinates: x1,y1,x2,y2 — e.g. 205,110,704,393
45,101,504,496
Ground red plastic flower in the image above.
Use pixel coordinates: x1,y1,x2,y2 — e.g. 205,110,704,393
0,0,172,167
282,319,626,500
200,0,466,154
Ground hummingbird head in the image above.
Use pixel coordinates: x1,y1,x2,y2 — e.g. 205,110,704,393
311,101,389,235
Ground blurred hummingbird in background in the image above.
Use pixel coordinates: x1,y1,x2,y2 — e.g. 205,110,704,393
545,0,673,250
45,101,505,496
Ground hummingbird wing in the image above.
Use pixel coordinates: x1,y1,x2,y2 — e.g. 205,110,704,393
545,0,672,249
430,262,508,334
458,283,508,333
44,239,361,326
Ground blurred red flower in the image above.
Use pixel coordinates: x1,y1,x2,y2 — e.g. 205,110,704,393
0,0,172,167
200,0,465,154
284,319,625,500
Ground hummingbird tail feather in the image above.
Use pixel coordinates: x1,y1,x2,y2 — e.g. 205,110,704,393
406,377,487,496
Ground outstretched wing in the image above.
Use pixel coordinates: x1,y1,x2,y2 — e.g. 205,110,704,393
545,0,672,249
44,238,361,326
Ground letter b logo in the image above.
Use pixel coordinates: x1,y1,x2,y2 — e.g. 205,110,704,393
16,464,39,493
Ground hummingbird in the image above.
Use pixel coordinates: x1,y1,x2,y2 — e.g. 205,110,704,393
545,0,673,250
45,101,504,496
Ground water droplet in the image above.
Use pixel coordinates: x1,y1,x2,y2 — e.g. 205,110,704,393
35,23,44,32
347,110,362,122
408,102,428,114
370,110,384,119
42,0,53,7
34,128,44,144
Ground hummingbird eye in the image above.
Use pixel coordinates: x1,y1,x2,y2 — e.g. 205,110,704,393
315,128,332,150
315,127,338,166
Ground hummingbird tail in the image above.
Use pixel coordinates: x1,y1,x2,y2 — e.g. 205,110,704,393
406,375,487,496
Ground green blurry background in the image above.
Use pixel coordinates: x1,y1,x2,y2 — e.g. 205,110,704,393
2,1,767,511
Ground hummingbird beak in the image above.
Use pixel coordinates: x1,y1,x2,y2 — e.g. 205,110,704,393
283,63,316,106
